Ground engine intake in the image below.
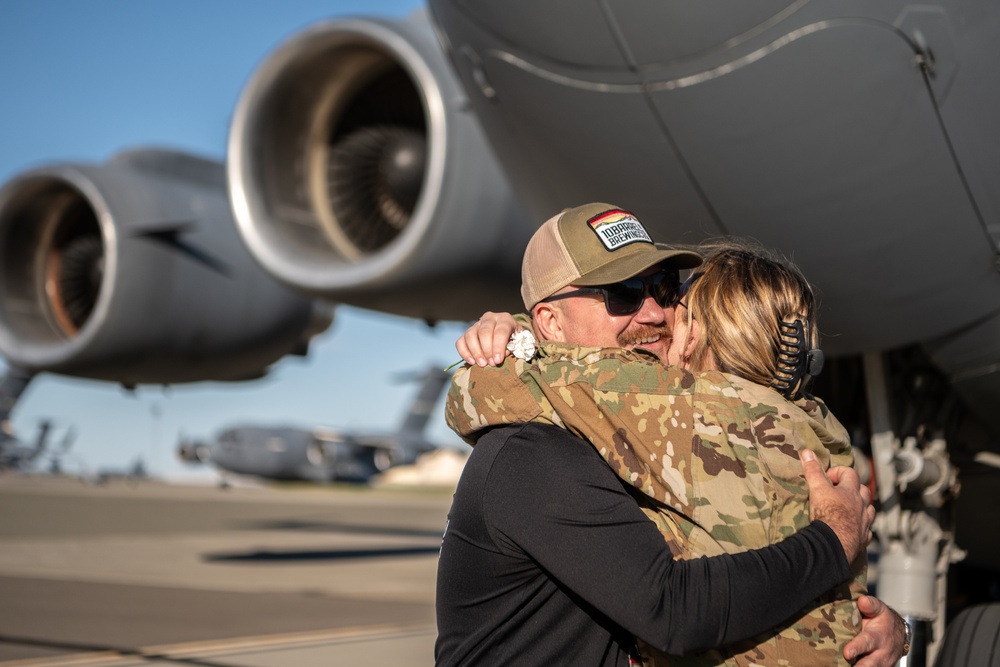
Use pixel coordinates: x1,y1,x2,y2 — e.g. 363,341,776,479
0,149,331,384
227,12,531,320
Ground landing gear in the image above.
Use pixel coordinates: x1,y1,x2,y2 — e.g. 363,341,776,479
933,603,1000,667
863,352,964,665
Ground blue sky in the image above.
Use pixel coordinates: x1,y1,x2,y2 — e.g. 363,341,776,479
0,0,476,479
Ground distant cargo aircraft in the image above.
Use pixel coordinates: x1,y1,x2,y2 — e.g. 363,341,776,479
177,366,452,483
88,457,151,486
0,367,47,471
1,367,77,473
1,418,52,472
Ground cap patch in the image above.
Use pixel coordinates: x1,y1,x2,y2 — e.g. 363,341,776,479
587,209,653,252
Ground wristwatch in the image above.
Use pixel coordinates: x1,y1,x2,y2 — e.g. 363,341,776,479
901,618,912,657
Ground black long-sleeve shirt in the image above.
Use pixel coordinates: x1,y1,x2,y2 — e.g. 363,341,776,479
435,423,851,666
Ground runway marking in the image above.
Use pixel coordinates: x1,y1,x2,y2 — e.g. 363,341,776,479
0,654,134,667
141,623,435,656
0,623,436,667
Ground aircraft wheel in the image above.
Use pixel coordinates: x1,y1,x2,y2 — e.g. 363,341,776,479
934,603,1000,666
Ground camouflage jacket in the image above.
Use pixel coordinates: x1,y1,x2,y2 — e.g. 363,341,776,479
446,341,866,666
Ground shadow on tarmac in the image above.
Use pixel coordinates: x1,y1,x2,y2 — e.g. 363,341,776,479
0,633,240,667
232,518,445,539
203,545,441,562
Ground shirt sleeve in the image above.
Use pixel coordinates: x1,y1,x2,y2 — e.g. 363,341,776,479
485,424,851,655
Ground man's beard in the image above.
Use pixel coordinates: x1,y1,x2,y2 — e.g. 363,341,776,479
618,324,671,348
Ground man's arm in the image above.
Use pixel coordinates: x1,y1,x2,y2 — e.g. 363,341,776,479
487,424,863,655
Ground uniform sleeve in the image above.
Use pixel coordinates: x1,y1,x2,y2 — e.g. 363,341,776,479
522,350,750,514
485,425,851,655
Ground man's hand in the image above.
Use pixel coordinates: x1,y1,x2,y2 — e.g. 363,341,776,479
457,312,520,367
799,449,875,563
843,595,907,666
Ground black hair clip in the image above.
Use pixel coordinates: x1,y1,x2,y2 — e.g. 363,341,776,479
770,319,824,400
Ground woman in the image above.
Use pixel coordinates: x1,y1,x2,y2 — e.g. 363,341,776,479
445,241,866,666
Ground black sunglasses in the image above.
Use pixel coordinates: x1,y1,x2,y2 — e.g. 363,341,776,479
540,270,681,316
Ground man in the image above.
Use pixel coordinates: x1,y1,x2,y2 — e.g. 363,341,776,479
435,204,905,665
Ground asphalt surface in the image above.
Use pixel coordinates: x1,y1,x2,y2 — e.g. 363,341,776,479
0,475,452,666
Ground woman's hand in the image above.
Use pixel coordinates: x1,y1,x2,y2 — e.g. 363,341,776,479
457,312,520,367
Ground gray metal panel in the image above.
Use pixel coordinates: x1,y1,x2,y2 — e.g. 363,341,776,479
645,20,998,354
431,1,724,237
924,309,1000,437
454,0,629,69
477,57,723,234
608,0,803,65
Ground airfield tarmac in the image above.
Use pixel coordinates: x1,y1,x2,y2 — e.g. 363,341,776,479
0,475,452,667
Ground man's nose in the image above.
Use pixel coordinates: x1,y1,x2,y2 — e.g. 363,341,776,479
635,293,668,323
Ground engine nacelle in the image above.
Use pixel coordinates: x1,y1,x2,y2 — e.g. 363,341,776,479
227,10,531,321
0,149,331,385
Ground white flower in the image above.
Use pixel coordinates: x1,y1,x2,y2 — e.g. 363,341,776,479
506,329,537,361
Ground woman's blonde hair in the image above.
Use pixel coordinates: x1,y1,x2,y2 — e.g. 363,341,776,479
683,240,820,397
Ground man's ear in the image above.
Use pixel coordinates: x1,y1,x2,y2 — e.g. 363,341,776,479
532,302,566,342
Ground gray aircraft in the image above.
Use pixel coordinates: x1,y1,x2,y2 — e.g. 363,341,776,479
1,367,76,473
0,367,49,471
177,366,452,483
0,1,998,661
0,419,53,472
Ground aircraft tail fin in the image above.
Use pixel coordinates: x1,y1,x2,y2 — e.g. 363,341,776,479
1,367,34,423
397,367,452,436
30,420,53,459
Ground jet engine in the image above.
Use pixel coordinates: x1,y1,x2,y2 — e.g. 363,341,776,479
227,10,532,321
0,149,331,385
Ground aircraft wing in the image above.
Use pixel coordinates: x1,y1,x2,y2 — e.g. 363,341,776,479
0,11,529,385
2,3,997,436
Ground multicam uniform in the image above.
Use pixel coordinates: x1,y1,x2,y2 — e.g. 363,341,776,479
445,341,866,667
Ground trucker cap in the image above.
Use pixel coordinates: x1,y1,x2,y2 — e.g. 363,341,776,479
521,203,703,309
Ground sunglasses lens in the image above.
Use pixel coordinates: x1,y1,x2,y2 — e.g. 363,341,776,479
649,273,680,307
601,272,682,315
604,279,645,316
